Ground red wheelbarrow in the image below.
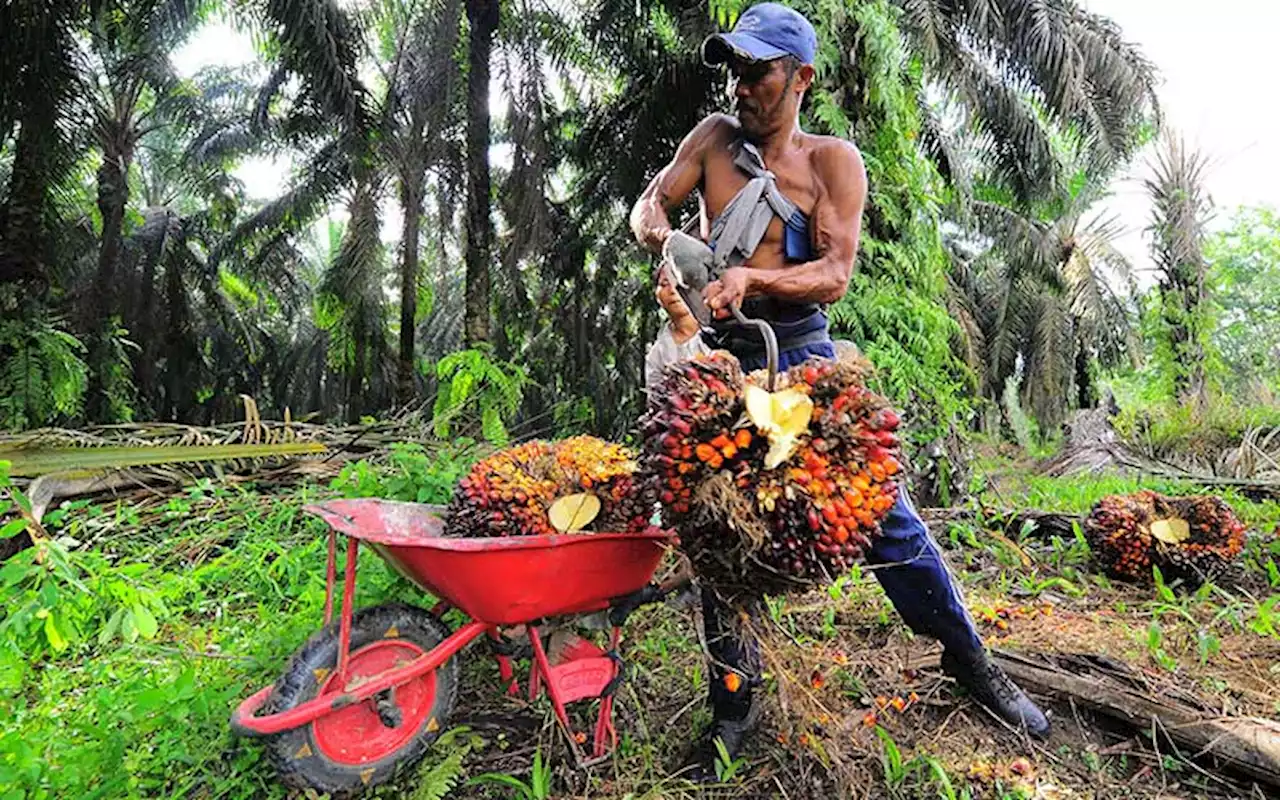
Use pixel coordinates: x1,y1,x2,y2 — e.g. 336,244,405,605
230,498,683,797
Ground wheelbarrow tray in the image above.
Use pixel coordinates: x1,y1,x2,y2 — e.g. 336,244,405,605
304,499,673,625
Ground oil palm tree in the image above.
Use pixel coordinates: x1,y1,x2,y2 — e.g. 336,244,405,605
947,176,1137,433
1144,133,1213,410
896,0,1160,205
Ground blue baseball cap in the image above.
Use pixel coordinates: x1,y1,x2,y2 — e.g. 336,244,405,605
702,3,817,67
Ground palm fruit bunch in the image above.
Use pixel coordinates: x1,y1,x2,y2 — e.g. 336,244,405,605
447,435,652,538
1083,490,1247,585
639,349,903,593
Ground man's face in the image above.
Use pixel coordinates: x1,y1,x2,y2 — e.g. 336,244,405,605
727,56,807,140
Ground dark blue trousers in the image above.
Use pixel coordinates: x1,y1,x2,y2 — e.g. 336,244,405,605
703,340,984,719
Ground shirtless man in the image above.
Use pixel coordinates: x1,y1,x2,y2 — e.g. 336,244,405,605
630,2,1049,781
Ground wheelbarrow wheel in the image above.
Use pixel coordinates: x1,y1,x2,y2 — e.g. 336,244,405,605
264,603,459,798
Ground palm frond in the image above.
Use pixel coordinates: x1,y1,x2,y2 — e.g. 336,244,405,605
211,139,353,268
1021,291,1072,431
258,0,374,137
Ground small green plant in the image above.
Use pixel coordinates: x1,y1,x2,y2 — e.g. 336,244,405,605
1249,595,1280,638
431,347,529,445
877,725,907,790
333,441,478,504
408,727,481,800
467,747,553,799
1145,621,1178,672
713,736,748,782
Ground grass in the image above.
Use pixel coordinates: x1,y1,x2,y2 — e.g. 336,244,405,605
1,447,1279,799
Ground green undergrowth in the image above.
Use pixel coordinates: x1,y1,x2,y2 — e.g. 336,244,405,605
3,445,1279,800
976,468,1280,531
0,444,484,799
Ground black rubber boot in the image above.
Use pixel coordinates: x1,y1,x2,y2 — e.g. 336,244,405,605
942,647,1051,739
679,699,761,784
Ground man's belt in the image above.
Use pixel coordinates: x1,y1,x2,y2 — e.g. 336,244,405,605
705,317,830,358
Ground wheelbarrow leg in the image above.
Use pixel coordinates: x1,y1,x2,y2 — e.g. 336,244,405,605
527,624,623,768
592,627,623,759
336,537,359,684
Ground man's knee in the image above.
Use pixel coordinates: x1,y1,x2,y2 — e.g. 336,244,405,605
868,487,934,565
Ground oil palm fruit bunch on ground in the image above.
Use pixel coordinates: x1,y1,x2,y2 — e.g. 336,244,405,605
639,349,902,593
447,436,652,538
1083,490,1247,585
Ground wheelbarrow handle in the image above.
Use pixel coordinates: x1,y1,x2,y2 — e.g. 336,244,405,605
727,303,778,392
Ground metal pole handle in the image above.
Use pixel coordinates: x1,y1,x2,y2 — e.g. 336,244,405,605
729,303,778,392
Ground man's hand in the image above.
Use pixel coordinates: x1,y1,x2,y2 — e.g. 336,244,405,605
703,267,751,319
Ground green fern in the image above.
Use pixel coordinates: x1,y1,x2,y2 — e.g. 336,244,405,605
0,310,88,431
409,726,478,800
430,347,528,445
409,747,466,800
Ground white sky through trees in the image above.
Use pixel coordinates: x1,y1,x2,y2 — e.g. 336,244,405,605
1083,0,1280,281
173,2,1280,276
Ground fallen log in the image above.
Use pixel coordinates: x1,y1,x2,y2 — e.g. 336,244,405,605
921,649,1280,790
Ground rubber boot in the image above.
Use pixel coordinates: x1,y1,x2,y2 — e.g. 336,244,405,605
680,692,761,784
942,646,1050,739
680,588,763,783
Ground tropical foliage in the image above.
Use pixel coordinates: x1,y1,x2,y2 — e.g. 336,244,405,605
0,0,1212,460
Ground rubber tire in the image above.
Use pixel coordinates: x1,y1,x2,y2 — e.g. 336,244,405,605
263,603,459,798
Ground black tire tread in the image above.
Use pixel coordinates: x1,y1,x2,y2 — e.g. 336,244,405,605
262,603,459,798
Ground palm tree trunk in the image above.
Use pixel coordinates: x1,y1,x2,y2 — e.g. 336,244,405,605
164,259,185,421
132,213,170,414
85,147,131,421
349,325,367,423
0,106,57,294
397,172,424,405
463,0,498,347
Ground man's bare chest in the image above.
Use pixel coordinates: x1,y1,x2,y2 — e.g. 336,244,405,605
699,148,819,224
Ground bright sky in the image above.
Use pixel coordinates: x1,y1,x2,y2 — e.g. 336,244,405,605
174,4,1280,271
1082,0,1280,279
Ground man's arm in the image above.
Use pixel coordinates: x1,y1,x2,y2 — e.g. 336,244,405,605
704,140,867,314
629,114,730,254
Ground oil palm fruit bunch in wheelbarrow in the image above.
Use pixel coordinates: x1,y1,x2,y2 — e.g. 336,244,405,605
639,348,903,593
1083,490,1247,585
447,435,654,537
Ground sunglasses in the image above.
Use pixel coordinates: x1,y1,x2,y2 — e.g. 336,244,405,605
728,56,777,85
